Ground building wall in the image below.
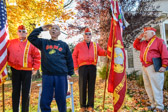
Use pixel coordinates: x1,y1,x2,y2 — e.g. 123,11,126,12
133,49,142,74
125,48,142,75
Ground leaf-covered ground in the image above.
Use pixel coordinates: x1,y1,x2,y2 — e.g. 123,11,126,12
0,77,168,112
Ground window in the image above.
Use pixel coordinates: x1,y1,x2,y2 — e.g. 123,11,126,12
127,48,134,68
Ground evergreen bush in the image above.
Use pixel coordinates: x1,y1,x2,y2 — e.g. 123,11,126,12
98,66,109,80
164,71,168,90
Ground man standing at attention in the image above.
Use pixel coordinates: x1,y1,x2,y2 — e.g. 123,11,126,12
133,27,168,111
72,28,106,112
28,24,74,112
7,25,41,112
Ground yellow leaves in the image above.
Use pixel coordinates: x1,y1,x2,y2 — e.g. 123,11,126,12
6,0,74,39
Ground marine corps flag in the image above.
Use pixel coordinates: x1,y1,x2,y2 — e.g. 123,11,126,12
107,0,127,111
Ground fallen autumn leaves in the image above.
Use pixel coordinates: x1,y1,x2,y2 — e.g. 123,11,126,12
0,77,168,112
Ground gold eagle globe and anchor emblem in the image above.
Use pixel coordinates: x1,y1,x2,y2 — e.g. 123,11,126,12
49,49,56,55
114,40,124,73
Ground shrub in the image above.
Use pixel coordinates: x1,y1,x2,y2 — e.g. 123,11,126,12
136,74,144,87
127,70,139,80
164,71,168,90
7,65,12,80
98,65,109,80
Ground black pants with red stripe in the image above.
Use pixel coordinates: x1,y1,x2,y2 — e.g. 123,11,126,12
11,67,32,112
79,65,96,108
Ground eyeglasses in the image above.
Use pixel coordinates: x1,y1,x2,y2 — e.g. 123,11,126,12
85,33,91,35
18,30,27,33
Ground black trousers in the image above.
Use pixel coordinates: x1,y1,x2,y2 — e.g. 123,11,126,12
79,65,96,108
11,67,32,112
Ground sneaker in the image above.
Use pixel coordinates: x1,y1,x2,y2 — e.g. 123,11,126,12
87,107,94,112
79,107,86,112
153,108,164,112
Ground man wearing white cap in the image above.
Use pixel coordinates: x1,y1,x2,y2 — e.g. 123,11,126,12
133,27,168,111
8,25,41,112
72,27,106,112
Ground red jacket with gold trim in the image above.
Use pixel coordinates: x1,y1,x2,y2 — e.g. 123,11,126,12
72,41,106,70
7,38,41,71
133,36,168,67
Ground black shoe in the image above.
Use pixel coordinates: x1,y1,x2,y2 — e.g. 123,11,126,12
153,108,164,112
147,106,155,111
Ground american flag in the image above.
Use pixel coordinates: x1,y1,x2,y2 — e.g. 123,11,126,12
0,0,8,85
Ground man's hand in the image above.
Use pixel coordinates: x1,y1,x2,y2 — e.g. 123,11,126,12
75,70,79,76
159,67,166,72
42,24,52,31
32,70,37,75
137,33,144,39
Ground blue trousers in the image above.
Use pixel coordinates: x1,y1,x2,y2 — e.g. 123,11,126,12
40,75,68,112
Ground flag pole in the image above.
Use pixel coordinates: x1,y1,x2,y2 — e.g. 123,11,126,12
102,59,109,110
2,83,5,112
2,0,7,112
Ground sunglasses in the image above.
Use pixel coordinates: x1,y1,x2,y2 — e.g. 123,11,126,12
85,32,91,35
18,30,27,33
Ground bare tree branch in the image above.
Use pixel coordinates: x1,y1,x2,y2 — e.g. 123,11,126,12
68,0,161,48
64,0,74,8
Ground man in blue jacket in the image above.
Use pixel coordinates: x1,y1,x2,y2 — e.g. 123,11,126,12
28,24,74,112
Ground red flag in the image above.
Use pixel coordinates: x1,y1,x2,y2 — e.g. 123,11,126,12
0,0,8,85
107,1,126,111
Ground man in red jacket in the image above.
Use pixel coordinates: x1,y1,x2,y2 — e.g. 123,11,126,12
7,25,41,112
133,27,168,111
72,28,106,112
